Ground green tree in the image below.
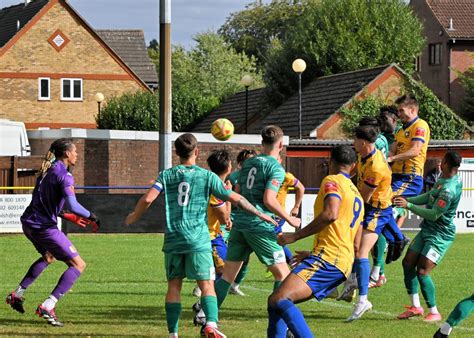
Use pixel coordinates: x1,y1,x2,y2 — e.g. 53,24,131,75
457,64,474,121
265,0,425,105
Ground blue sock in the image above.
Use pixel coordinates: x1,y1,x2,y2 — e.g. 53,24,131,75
283,246,293,264
274,299,313,338
268,303,287,338
355,258,370,296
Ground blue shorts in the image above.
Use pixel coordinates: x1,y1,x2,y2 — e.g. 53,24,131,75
211,234,227,269
274,218,286,234
363,205,393,235
391,174,424,197
292,255,346,301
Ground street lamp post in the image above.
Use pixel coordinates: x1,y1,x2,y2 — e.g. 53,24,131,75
95,92,105,123
240,75,253,134
292,59,306,139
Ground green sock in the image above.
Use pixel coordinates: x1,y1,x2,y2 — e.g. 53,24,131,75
234,261,249,284
446,295,474,327
215,279,231,308
417,274,436,308
273,280,282,290
165,302,182,334
374,235,386,275
403,264,418,295
201,295,219,323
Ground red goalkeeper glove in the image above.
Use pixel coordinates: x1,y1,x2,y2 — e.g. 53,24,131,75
59,211,100,233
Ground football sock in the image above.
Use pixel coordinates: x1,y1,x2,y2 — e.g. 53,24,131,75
19,258,49,289
165,302,181,334
410,293,421,308
429,306,439,315
359,294,368,303
373,234,386,275
440,323,452,335
51,266,81,300
201,295,218,323
274,299,313,338
283,245,293,264
273,281,282,290
267,303,287,338
446,295,474,327
168,333,178,338
417,274,436,308
215,279,231,308
403,263,418,295
41,295,57,311
14,286,26,297
355,258,370,296
370,266,381,281
234,261,249,284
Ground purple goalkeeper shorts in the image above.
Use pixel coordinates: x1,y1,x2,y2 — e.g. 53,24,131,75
22,223,79,261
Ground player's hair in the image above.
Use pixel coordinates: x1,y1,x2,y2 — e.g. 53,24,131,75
444,151,462,169
236,149,257,165
175,133,197,159
395,94,418,108
358,117,381,131
331,145,357,166
207,149,232,175
354,125,378,143
379,105,399,118
261,125,284,146
39,138,74,176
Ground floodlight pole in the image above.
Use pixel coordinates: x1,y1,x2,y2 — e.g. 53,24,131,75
159,0,172,171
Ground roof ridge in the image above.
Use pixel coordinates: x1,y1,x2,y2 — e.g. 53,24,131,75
314,64,390,81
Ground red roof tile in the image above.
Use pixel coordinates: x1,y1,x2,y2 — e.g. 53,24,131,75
426,0,474,39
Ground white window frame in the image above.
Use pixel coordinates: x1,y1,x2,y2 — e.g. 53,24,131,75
61,78,83,101
38,77,50,101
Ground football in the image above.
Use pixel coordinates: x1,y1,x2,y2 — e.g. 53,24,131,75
211,118,234,141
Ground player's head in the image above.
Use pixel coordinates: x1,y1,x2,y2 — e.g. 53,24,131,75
358,117,380,132
442,151,462,174
207,149,232,176
329,145,357,174
379,105,399,134
175,133,198,160
395,94,419,123
236,149,257,167
40,138,76,175
353,125,378,154
261,125,284,153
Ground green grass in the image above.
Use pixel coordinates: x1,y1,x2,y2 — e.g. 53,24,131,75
0,232,473,337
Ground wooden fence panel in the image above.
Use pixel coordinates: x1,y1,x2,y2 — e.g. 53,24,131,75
0,156,42,194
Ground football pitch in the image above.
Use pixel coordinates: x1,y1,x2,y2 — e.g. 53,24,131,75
0,232,473,337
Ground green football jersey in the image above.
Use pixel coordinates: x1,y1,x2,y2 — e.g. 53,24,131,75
375,134,389,159
154,164,232,253
422,175,462,240
234,154,285,233
227,170,240,187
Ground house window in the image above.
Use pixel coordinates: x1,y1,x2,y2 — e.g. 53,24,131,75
429,43,442,65
414,56,421,72
61,78,83,101
38,78,50,100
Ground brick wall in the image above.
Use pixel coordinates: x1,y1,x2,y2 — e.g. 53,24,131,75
0,1,144,127
450,45,474,117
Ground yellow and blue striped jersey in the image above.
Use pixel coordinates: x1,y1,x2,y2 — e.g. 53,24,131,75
392,117,430,176
276,172,299,209
357,148,393,209
312,173,364,277
207,194,225,240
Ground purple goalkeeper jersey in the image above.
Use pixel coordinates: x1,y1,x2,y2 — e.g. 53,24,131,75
21,161,75,229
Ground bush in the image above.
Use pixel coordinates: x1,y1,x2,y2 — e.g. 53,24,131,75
340,95,385,136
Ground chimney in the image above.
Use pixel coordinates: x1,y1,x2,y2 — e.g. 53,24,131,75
17,20,20,31
448,18,455,31
24,0,31,6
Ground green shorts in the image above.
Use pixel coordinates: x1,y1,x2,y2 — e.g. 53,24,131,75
409,230,453,265
164,251,215,281
226,228,285,266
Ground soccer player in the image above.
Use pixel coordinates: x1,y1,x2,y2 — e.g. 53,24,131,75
213,125,300,316
346,125,406,321
125,133,276,338
6,138,100,327
275,155,305,263
434,294,473,337
267,145,363,337
393,151,463,322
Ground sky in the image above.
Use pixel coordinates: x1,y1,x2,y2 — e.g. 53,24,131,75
0,0,262,48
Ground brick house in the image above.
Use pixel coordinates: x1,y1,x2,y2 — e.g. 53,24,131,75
410,0,474,119
0,0,156,129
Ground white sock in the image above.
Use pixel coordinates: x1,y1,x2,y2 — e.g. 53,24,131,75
231,282,239,289
410,293,421,308
429,305,439,314
359,294,368,303
440,322,452,335
14,286,26,297
168,333,178,338
370,266,381,280
206,321,217,328
42,295,58,311
197,309,205,317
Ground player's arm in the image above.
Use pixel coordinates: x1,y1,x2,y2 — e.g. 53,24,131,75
279,195,340,245
263,189,301,227
126,187,160,225
61,174,94,219
388,141,397,158
394,193,450,222
226,192,277,226
387,140,423,163
291,180,305,217
393,191,430,206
